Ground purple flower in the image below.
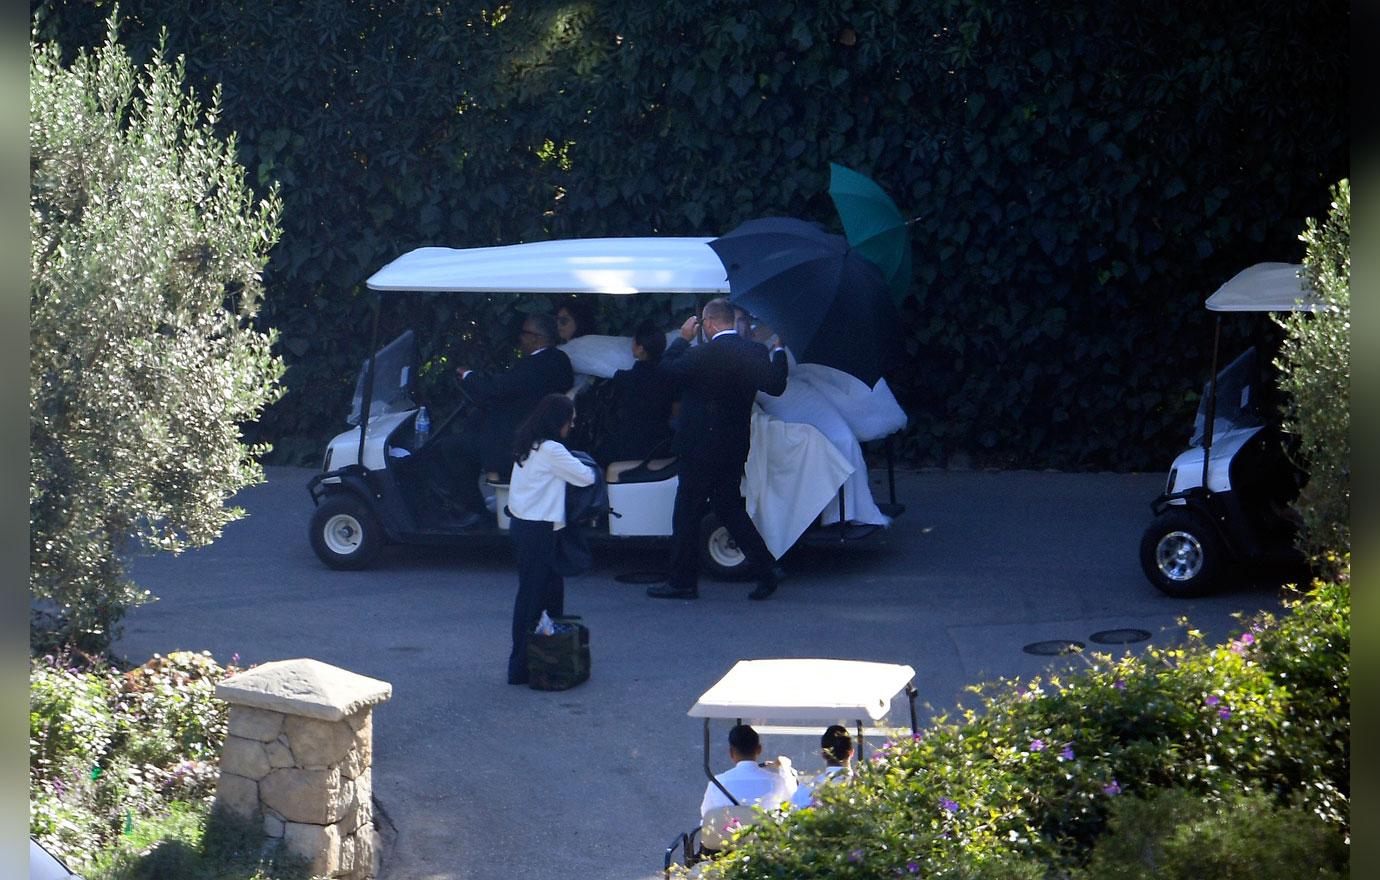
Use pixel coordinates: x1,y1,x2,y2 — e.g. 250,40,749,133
907,861,921,874
1103,779,1121,796
231,652,241,665
912,732,924,741
1113,679,1126,690
940,797,959,813
1029,739,1045,752
1204,694,1220,706
1218,707,1232,720
849,849,864,863
1240,632,1254,646
1059,745,1075,761
1230,641,1245,655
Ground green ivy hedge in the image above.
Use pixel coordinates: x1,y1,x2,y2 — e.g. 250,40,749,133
32,1,1349,468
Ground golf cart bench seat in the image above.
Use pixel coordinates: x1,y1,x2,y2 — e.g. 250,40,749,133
606,457,677,484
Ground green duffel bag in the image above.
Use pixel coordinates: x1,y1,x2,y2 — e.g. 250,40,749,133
527,616,590,691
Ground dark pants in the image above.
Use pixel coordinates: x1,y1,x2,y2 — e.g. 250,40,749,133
669,456,775,591
426,430,489,514
508,516,565,683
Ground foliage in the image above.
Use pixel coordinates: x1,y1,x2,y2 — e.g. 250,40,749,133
1275,179,1349,559
29,651,240,872
89,803,310,880
1076,787,1346,880
29,13,285,652
698,567,1349,878
30,0,1349,470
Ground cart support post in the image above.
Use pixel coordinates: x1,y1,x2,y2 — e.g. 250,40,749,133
703,719,739,806
886,436,897,506
906,682,918,734
856,720,865,761
355,294,385,467
1200,315,1222,492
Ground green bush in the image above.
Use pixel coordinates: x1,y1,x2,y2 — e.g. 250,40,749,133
1276,179,1349,559
1077,787,1346,880
29,13,285,652
31,1,1349,471
29,651,240,871
702,569,1349,878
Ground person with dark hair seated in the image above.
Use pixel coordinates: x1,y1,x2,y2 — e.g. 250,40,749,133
592,319,674,466
505,393,596,685
430,314,573,527
700,724,797,817
555,298,598,343
788,725,854,808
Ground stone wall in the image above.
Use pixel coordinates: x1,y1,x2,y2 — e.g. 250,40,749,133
214,659,391,879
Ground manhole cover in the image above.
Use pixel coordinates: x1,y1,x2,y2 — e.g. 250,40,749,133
1022,640,1085,656
614,570,669,585
1090,628,1152,645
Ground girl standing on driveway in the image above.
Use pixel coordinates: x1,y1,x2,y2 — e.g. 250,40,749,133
506,393,596,685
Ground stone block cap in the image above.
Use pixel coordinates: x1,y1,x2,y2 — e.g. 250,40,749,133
216,659,392,722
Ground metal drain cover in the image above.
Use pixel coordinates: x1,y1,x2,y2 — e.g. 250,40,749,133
614,570,669,585
1022,639,1085,656
1090,628,1152,645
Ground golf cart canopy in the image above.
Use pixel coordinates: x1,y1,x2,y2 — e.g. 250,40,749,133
688,659,916,723
1205,263,1317,312
365,237,730,295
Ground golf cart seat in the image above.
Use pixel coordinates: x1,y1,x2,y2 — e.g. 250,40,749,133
663,806,760,877
606,457,677,484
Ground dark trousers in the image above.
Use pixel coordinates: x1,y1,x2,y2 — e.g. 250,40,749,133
669,457,775,591
508,516,565,682
426,431,488,514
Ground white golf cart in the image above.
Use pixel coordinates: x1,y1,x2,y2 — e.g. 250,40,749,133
663,658,918,875
1139,263,1316,596
307,238,903,574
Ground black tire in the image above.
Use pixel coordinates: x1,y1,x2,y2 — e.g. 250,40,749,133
309,493,384,571
699,513,752,581
1139,509,1228,597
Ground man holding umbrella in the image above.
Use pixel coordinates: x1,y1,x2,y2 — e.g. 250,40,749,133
648,298,788,601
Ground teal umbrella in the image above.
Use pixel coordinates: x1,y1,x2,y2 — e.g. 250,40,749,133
828,163,913,304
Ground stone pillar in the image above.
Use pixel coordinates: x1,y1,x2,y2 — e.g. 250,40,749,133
214,658,392,880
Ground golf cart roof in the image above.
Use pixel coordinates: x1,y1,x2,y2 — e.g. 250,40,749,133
688,659,916,723
1205,262,1318,312
365,237,730,295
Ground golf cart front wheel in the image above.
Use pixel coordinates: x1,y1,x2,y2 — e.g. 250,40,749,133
310,494,383,571
1139,510,1226,597
699,514,751,581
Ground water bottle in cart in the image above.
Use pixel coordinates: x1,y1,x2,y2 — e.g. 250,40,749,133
414,406,430,447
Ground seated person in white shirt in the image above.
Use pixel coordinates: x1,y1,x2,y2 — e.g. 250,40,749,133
788,724,855,809
701,724,798,818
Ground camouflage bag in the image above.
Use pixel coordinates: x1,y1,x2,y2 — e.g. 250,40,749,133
527,616,590,691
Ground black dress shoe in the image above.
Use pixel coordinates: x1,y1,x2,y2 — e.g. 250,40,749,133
647,584,698,600
747,580,778,601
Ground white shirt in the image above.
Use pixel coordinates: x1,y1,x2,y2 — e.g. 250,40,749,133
508,439,595,530
700,759,797,817
788,765,851,809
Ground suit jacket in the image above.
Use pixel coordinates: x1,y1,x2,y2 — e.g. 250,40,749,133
593,360,675,464
463,347,574,472
659,332,788,463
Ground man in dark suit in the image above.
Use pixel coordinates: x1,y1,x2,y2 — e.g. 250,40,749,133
432,313,573,527
648,298,788,601
592,319,675,466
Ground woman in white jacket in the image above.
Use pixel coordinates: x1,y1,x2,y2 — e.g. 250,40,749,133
506,393,597,685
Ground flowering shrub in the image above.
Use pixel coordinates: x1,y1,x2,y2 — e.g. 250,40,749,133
701,568,1348,878
29,650,239,870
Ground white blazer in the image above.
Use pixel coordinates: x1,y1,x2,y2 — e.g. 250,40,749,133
508,439,596,530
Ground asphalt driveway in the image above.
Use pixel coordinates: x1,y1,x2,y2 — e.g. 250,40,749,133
118,465,1284,880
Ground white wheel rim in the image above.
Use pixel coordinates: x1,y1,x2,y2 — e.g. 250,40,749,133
708,526,745,569
1156,530,1203,581
323,513,364,555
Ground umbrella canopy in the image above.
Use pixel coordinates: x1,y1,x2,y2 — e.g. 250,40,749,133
828,163,913,304
708,217,900,387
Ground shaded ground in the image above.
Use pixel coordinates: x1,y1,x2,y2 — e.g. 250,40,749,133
119,466,1285,880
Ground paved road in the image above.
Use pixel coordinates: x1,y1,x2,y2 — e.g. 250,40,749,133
118,466,1283,880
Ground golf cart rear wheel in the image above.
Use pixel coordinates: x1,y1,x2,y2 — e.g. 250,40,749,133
1139,509,1226,597
699,513,751,581
310,494,383,571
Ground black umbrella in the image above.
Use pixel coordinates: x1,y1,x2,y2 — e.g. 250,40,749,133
708,217,900,387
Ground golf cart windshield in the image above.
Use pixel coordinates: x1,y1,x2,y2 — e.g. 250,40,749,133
348,330,417,426
1190,346,1265,447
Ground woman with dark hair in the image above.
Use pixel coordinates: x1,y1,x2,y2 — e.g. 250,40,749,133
788,724,854,808
505,393,596,685
592,318,674,465
554,298,597,342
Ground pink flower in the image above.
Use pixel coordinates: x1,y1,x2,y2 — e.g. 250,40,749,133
1240,632,1254,645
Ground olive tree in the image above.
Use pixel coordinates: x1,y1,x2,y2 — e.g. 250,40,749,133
30,16,284,652
1275,179,1349,560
